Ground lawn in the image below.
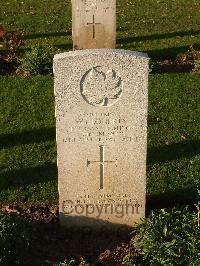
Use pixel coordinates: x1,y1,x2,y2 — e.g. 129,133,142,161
0,0,200,57
0,74,199,206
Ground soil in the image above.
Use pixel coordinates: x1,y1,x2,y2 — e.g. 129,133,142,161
0,203,144,266
154,60,194,73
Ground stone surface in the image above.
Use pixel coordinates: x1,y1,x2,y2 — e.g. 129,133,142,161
54,49,149,228
72,0,116,50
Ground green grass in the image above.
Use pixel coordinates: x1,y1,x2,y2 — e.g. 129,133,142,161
0,74,199,205
147,74,200,206
0,0,200,57
0,76,57,203
0,0,199,207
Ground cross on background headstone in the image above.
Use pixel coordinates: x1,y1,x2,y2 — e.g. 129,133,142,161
87,15,101,39
72,0,116,50
87,145,117,190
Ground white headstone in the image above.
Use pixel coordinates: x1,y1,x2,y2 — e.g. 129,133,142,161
54,49,149,228
72,0,116,50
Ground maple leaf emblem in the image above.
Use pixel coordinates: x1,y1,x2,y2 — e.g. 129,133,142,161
81,66,123,107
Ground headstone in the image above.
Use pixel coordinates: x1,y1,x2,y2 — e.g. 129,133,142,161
72,0,116,50
54,49,149,228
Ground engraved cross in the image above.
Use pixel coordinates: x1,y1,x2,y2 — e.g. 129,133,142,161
87,145,117,190
87,15,101,39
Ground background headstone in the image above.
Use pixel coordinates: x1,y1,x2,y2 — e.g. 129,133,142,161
54,49,149,228
72,0,116,50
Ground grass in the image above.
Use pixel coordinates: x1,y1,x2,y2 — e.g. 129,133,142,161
0,76,57,203
0,0,200,57
147,74,200,207
0,74,199,205
0,2,199,265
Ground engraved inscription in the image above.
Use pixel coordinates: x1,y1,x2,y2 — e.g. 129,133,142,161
84,0,108,12
80,66,123,107
87,145,117,190
85,0,98,11
62,112,140,143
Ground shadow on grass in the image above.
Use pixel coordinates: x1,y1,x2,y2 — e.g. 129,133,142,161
0,167,198,208
147,139,200,164
117,42,200,59
1,165,198,207
1,128,199,163
0,163,57,190
146,44,200,58
54,43,73,50
130,44,200,58
147,187,199,212
0,127,56,149
25,31,71,40
117,29,200,44
1,127,199,207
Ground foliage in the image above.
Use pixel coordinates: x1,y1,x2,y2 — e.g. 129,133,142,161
0,25,24,60
176,46,200,64
121,253,139,266
133,207,200,265
149,60,162,73
56,258,90,266
16,45,55,77
149,46,200,74
0,25,24,75
175,46,200,72
193,59,200,72
56,260,77,266
0,212,32,265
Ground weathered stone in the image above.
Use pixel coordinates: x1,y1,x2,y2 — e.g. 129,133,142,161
72,0,116,50
54,49,149,228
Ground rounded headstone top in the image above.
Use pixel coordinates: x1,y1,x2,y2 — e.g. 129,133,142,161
53,49,149,61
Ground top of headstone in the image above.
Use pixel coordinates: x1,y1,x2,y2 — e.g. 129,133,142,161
53,49,149,61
